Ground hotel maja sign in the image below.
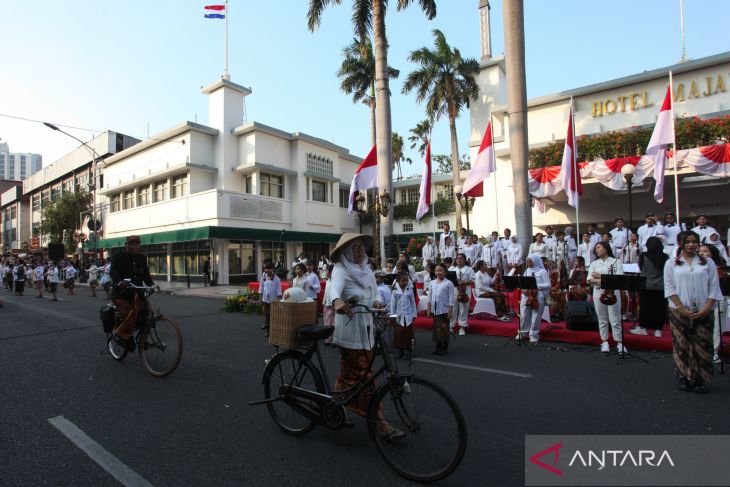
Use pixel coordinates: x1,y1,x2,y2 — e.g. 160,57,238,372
591,72,727,117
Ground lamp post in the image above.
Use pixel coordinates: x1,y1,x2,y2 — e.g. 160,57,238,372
355,192,368,234
453,185,470,234
44,123,102,258
621,164,636,234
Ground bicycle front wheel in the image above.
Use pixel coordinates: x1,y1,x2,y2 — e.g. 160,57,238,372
367,376,467,483
139,316,183,377
107,333,127,361
263,351,325,436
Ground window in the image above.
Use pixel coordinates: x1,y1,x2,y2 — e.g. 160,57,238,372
437,220,449,230
10,206,17,220
32,194,41,212
50,186,60,202
339,188,350,209
123,190,135,209
227,241,255,275
402,222,413,232
438,184,453,200
400,187,419,204
311,180,327,203
154,179,168,202
261,241,284,267
306,153,334,177
75,173,89,192
110,193,121,212
41,190,50,207
137,185,150,206
63,180,74,194
32,222,40,237
172,174,188,198
244,175,252,194
142,244,168,276
259,172,283,198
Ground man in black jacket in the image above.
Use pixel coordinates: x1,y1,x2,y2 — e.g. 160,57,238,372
111,235,154,350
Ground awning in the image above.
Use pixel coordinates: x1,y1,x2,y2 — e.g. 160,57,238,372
85,226,342,249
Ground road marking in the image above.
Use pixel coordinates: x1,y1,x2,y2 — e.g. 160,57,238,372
414,358,532,378
48,416,154,487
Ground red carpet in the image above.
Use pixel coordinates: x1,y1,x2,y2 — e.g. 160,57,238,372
413,314,730,354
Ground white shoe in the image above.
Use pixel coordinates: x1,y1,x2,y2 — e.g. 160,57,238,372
529,337,539,345
600,342,610,353
714,354,721,363
497,315,511,322
617,343,628,354
654,330,662,338
458,328,466,336
629,326,648,336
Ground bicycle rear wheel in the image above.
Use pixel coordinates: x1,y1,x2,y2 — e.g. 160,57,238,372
107,334,127,361
367,376,467,483
263,351,325,436
139,316,183,377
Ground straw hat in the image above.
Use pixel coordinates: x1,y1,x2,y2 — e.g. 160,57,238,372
330,233,373,263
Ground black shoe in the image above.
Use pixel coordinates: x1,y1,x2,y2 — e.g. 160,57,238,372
678,378,692,392
692,381,707,393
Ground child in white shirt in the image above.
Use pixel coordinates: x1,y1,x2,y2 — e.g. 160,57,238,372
392,271,417,359
260,263,282,337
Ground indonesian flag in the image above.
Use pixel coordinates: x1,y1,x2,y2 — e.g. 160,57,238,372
416,143,432,220
348,145,379,215
647,86,674,203
560,106,582,207
462,121,496,197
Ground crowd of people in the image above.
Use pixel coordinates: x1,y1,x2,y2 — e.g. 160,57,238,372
0,256,113,305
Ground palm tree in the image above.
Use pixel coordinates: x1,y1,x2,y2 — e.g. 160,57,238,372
402,29,479,234
391,131,412,181
408,118,433,158
308,0,437,262
336,37,399,147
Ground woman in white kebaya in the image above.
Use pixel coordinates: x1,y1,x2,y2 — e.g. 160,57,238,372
587,242,626,354
517,254,551,344
506,235,524,275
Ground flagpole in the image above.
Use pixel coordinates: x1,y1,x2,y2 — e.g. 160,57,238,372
570,97,580,236
224,0,229,78
669,71,680,221
490,113,500,232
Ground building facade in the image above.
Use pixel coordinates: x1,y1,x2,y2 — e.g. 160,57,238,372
0,141,42,181
94,77,361,285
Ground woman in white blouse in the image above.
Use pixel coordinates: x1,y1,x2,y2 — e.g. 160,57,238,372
577,233,594,266
479,236,500,270
427,263,455,355
474,261,510,321
528,233,549,260
290,263,310,295
587,242,626,354
664,231,723,393
517,254,551,344
506,235,524,275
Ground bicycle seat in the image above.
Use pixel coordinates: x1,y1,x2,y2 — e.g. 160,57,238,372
296,325,334,342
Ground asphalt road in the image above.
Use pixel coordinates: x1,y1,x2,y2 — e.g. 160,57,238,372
1,288,729,487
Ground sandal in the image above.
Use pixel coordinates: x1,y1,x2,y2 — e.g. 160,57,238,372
379,424,406,441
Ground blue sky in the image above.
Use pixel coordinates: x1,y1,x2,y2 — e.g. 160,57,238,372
0,0,727,176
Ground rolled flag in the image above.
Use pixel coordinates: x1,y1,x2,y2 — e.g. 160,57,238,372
646,86,674,203
204,5,226,19
560,106,582,208
348,145,379,215
462,121,496,197
416,143,432,220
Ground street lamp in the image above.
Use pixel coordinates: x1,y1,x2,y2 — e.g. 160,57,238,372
621,163,636,235
378,189,391,218
355,192,368,233
453,185,471,233
44,122,102,258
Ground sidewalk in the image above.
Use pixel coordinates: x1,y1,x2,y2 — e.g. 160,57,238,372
72,280,250,299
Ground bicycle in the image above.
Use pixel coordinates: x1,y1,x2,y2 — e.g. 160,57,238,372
250,299,467,483
102,281,183,377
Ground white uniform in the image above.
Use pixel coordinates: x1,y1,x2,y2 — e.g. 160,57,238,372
462,244,478,265
691,225,717,245
528,242,549,260
577,242,594,265
609,227,631,256
637,223,664,251
662,223,685,256
421,241,437,266
518,266,551,340
439,231,455,252
480,243,500,269
588,257,624,343
449,265,474,329
391,284,417,327
440,244,456,261
429,278,455,316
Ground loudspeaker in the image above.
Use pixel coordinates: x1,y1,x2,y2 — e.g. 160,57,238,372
565,301,599,331
48,243,65,261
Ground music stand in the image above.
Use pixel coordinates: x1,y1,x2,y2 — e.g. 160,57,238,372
600,274,648,364
502,276,537,348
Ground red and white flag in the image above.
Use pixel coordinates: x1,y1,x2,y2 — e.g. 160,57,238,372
348,145,379,215
560,106,582,207
462,121,496,197
416,143,432,220
646,86,674,203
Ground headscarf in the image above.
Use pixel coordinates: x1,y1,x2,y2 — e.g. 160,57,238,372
643,236,668,269
508,235,520,251
709,232,724,251
485,235,494,246
340,240,378,291
525,253,546,274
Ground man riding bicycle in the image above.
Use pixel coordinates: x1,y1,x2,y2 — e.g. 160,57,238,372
111,235,155,351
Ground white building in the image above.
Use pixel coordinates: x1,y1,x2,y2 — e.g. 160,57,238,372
0,141,42,181
95,77,361,285
465,2,730,239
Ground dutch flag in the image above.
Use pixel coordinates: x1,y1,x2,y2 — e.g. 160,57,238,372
204,5,225,19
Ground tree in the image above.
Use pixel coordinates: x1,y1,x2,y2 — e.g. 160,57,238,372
432,153,471,175
408,118,433,158
308,0,437,263
337,37,399,147
402,29,479,234
391,131,412,180
39,191,91,253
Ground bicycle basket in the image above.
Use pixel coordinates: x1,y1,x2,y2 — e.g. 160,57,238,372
100,303,117,334
269,300,318,349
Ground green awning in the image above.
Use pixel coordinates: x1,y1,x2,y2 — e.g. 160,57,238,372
84,226,341,249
